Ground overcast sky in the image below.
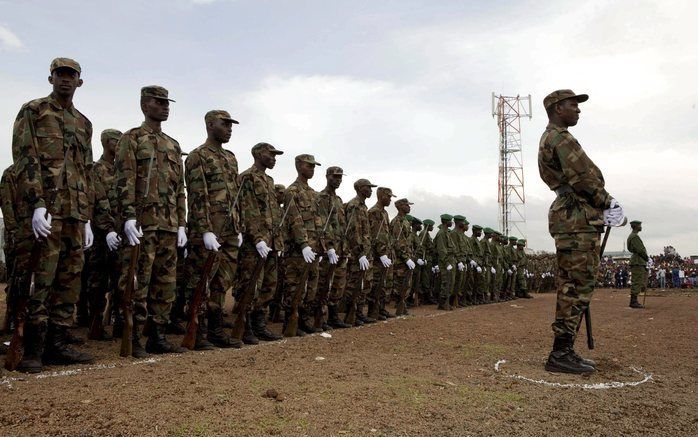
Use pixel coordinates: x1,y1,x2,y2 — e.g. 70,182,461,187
1,0,696,255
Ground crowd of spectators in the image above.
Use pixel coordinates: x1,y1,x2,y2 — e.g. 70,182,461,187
599,250,697,290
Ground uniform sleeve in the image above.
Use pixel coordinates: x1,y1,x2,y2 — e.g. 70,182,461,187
84,121,95,221
0,168,17,247
114,132,137,224
93,165,116,232
184,152,212,235
435,232,447,266
369,210,388,257
241,173,267,245
176,150,186,228
12,106,45,211
284,186,308,249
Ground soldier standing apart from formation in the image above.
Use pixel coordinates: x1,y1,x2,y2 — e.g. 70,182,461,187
390,198,416,315
237,142,286,341
115,86,188,356
184,110,245,350
367,187,395,320
627,220,647,309
434,214,456,310
343,179,375,325
538,89,625,374
11,58,95,372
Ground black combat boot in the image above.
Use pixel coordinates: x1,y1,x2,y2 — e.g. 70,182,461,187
43,323,95,365
65,328,86,345
356,303,376,324
207,309,242,348
437,296,450,311
366,301,381,320
194,315,215,351
166,318,186,335
298,308,319,334
327,305,351,329
131,321,149,359
251,309,282,341
380,300,396,318
629,295,644,309
146,322,187,354
17,322,46,374
544,335,595,374
242,314,260,345
112,312,124,339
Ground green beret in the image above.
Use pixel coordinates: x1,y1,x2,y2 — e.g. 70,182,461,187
423,219,435,226
517,239,526,245
412,217,422,224
405,214,414,222
472,224,483,230
453,214,466,221
509,236,518,241
440,214,453,221
483,227,494,234
630,220,642,225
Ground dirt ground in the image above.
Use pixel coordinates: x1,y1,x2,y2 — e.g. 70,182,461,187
1,289,696,437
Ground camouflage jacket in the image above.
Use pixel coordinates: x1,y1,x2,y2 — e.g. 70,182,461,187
389,215,412,263
12,94,93,221
480,237,493,267
344,196,371,259
92,157,117,233
185,140,240,239
538,122,611,234
317,188,346,257
240,165,283,251
1,165,18,251
469,234,482,265
284,178,323,253
368,205,391,259
627,232,648,266
433,226,456,267
114,122,186,233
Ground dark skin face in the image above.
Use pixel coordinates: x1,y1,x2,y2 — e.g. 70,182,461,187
549,98,580,128
441,220,452,229
207,118,233,145
396,203,410,215
455,221,465,231
356,184,373,200
377,192,392,208
141,97,170,127
632,224,642,233
296,161,315,182
254,149,278,172
411,223,422,233
427,224,434,232
275,187,285,205
473,228,482,238
326,174,342,192
49,68,82,108
102,137,117,162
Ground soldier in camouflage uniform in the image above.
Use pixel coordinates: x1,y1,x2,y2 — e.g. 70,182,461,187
418,219,436,304
316,166,352,329
184,110,246,350
1,164,18,334
343,178,376,325
434,214,456,310
367,187,395,320
115,85,188,356
85,128,122,340
407,216,426,306
515,239,532,298
237,142,286,341
390,198,416,316
11,58,95,372
469,225,485,304
282,154,325,336
267,183,287,323
539,89,623,374
627,220,648,309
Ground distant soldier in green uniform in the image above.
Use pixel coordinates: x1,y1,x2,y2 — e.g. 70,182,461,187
434,214,456,310
407,216,426,306
115,85,188,356
450,216,468,307
390,198,416,315
418,219,436,304
627,220,648,309
515,239,532,298
11,58,95,372
506,236,519,299
481,228,495,303
367,187,395,320
469,225,485,304
538,89,624,374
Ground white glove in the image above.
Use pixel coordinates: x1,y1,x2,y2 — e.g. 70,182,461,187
406,259,416,270
256,240,271,258
84,220,94,249
457,262,464,271
327,248,339,265
541,274,546,278
507,269,513,275
491,267,496,274
469,260,477,268
106,231,121,251
476,266,482,273
124,219,143,246
177,226,187,248
358,255,370,270
417,259,425,266
32,207,52,238
603,198,625,226
512,265,517,271
237,233,243,247
431,267,436,273
446,264,453,271
203,232,221,252
434,265,440,273
302,246,316,263
380,254,392,268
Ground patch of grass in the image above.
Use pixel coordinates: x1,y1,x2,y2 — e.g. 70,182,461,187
167,419,212,437
456,385,524,406
383,375,427,409
478,343,508,359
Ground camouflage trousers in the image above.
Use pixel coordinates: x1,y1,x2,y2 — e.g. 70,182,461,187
552,232,600,338
345,260,370,308
282,254,319,311
318,256,348,306
392,263,413,304
19,218,84,326
630,266,647,297
368,261,393,306
236,247,277,311
119,230,177,325
85,229,120,320
185,236,239,315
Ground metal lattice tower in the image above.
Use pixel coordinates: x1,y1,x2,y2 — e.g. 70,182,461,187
492,93,531,239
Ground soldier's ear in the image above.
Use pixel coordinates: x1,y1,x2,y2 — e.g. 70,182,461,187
48,75,54,85
77,78,83,88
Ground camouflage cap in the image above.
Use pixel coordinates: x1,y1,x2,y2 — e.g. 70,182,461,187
543,89,588,109
252,142,284,156
295,154,321,166
423,219,435,226
440,213,453,221
50,57,81,74
141,85,175,102
394,198,413,206
326,166,346,176
377,187,396,198
630,220,642,225
205,110,239,124
354,178,377,189
517,239,526,245
100,129,122,142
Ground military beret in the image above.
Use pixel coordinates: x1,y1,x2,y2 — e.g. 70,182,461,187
423,219,435,226
141,85,175,102
50,57,81,74
630,220,642,225
100,129,122,142
543,89,588,109
472,224,483,230
395,198,413,207
354,178,377,189
295,154,321,166
517,239,526,245
509,236,518,241
483,227,494,234
405,214,414,222
377,187,396,198
412,217,422,225
326,166,346,176
453,215,466,222
252,142,284,156
205,110,239,124
440,214,453,221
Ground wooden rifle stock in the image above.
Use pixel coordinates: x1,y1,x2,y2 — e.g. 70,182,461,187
231,254,267,340
120,243,140,357
283,260,312,337
181,251,218,349
314,262,336,329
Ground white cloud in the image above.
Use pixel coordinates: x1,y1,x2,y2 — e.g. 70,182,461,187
0,24,22,51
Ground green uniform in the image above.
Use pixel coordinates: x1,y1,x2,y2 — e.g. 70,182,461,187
515,245,528,296
433,225,456,305
418,228,435,299
469,233,485,302
627,231,648,297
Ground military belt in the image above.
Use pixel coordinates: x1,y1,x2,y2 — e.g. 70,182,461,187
555,185,574,196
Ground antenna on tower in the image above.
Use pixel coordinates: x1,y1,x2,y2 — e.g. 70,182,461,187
492,93,531,239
